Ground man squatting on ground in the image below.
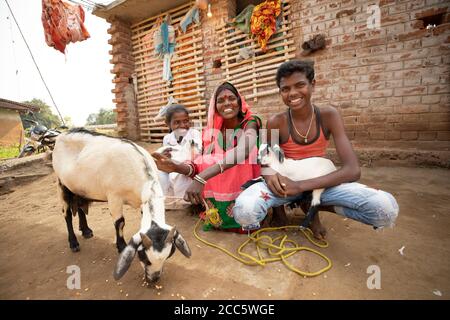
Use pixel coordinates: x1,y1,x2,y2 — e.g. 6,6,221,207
232,60,399,239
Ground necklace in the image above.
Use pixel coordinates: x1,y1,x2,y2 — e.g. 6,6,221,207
289,105,315,143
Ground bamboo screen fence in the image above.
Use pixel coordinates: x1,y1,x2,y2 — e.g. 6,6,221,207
216,0,294,102
131,1,206,143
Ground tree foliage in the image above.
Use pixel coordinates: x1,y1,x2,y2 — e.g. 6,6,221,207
86,108,116,125
20,98,62,129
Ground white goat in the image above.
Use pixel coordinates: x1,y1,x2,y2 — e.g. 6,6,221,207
52,128,191,283
258,143,337,207
155,137,201,163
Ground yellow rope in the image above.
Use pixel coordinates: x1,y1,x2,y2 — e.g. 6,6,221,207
193,218,332,277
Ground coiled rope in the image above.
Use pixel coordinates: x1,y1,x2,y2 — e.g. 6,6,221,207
193,200,332,277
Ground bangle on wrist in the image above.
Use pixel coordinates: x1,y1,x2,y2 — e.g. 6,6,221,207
186,164,193,177
194,175,207,185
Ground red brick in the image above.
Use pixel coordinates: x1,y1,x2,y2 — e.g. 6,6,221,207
355,131,370,139
384,131,401,140
361,89,393,98
437,131,450,140
422,77,440,85
398,29,428,41
403,96,422,104
369,131,385,140
394,86,427,96
386,97,403,106
414,7,447,19
402,114,421,122
395,105,430,113
387,115,403,123
428,85,450,94
401,131,419,140
368,106,394,114
418,131,437,140
430,122,450,130
385,62,404,71
422,95,442,104
423,112,450,122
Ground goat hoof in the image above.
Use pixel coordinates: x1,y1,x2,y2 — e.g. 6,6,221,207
82,229,93,239
70,244,80,252
117,244,126,253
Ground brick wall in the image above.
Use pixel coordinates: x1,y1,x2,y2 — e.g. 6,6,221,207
202,0,450,156
201,0,237,103
107,17,140,140
287,0,450,151
106,0,449,164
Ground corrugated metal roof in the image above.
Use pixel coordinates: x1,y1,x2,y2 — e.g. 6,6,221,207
92,0,190,24
0,98,40,113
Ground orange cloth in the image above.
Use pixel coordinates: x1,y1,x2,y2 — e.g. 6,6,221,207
42,0,90,53
280,127,329,160
250,0,281,52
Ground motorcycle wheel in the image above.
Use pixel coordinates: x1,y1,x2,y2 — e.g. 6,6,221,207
18,148,34,158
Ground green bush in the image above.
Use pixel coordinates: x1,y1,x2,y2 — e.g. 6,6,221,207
0,145,20,159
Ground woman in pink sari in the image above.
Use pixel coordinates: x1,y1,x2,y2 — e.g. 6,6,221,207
153,82,261,233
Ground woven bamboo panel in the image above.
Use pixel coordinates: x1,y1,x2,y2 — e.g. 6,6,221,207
217,0,293,102
131,1,206,143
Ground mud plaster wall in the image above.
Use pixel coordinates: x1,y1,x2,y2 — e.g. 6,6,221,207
0,109,24,146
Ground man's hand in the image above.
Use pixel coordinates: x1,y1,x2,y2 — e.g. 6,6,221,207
184,180,205,205
151,152,177,173
263,173,302,198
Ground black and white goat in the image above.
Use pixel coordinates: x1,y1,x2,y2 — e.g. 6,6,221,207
52,128,191,282
258,143,337,228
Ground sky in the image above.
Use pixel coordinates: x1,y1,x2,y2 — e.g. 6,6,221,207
0,0,115,126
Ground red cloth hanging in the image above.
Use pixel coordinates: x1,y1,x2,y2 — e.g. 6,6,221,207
42,0,90,53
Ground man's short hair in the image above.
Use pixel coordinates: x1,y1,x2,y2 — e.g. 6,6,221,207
276,60,315,87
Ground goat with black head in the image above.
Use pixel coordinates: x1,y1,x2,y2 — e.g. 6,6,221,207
52,128,191,283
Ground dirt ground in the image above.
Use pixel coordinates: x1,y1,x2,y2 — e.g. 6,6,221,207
0,150,449,300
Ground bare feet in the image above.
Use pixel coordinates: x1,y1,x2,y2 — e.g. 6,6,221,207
309,212,327,240
270,206,289,227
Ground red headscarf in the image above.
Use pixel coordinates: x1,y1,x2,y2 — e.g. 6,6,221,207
202,82,254,154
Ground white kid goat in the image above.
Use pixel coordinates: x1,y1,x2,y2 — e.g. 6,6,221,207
257,143,337,228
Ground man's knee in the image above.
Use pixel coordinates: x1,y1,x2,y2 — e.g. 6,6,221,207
370,191,399,228
233,195,266,226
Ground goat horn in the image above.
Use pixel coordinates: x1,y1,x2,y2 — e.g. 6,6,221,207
166,226,177,243
140,232,152,249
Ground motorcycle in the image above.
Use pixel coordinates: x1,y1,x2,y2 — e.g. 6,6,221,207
18,119,66,158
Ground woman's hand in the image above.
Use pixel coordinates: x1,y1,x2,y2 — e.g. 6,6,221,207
160,147,172,158
151,152,177,173
263,173,302,198
184,180,205,205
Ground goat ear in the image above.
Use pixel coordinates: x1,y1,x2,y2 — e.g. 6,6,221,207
165,226,176,244
174,231,191,258
113,242,137,280
140,232,152,249
273,144,285,163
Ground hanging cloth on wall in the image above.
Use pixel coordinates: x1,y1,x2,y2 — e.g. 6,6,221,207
154,96,179,122
180,6,200,33
154,15,176,82
250,0,281,52
228,4,254,34
41,0,90,53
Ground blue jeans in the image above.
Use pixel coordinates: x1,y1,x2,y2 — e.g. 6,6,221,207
233,182,399,230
